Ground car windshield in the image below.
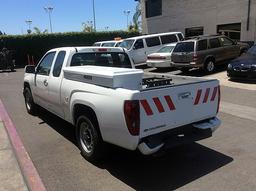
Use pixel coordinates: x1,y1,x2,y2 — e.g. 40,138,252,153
70,52,132,68
119,40,135,50
247,45,256,55
157,46,175,53
102,42,116,47
173,42,195,53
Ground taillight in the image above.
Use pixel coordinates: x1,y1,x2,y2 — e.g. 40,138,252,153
193,53,198,61
217,85,221,113
98,48,108,52
124,100,140,136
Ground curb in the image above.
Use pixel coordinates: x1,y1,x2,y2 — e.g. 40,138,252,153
0,100,46,191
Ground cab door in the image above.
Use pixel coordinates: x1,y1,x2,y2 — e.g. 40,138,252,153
47,50,66,118
130,39,147,64
34,51,56,108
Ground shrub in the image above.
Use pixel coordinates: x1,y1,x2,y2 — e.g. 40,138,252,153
0,31,139,66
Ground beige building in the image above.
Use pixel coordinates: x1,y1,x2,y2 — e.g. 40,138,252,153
141,0,256,42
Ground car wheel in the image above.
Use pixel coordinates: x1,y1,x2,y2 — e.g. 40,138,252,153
24,87,37,115
204,59,215,73
76,115,105,162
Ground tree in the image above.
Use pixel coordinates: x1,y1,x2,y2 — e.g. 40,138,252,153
0,31,3,35
130,0,141,32
82,22,94,33
33,27,48,34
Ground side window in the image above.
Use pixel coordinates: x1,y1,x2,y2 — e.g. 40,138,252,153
177,33,184,41
37,52,56,76
220,37,234,46
197,40,208,51
53,51,66,77
160,35,178,44
209,38,221,49
145,37,160,47
134,39,144,49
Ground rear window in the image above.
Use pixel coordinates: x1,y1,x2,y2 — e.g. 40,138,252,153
173,42,195,53
70,52,132,68
197,40,208,51
93,43,101,46
157,46,175,53
145,37,161,47
102,42,116,47
209,38,221,48
160,35,178,44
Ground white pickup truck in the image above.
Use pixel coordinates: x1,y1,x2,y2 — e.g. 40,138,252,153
24,47,221,161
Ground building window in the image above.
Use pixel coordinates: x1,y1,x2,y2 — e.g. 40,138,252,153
185,27,204,37
217,23,241,41
145,0,162,18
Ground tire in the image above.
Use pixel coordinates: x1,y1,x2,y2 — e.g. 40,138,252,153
76,115,105,162
204,59,215,73
24,87,37,115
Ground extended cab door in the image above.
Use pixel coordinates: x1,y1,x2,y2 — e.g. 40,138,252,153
47,50,67,118
33,51,56,107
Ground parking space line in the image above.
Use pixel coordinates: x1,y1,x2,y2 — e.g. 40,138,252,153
220,101,256,122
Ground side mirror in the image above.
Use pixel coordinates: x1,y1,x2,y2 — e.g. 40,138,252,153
25,65,36,74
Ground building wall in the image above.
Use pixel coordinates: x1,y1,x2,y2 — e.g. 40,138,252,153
142,0,256,41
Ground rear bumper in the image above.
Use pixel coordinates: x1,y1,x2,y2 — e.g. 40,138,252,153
138,117,221,155
172,62,202,68
147,61,173,68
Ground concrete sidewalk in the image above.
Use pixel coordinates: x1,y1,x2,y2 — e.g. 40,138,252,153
0,100,46,191
0,122,28,191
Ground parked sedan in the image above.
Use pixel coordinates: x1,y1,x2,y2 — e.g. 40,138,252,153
227,44,256,79
146,43,177,68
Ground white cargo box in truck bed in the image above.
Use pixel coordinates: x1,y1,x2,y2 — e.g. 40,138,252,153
63,66,143,90
23,46,221,162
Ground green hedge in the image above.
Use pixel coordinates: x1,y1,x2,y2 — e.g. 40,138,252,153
0,31,139,66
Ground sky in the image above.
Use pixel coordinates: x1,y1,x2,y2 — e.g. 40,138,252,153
0,0,137,35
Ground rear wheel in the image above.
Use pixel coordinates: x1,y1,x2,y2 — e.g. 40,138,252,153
24,87,37,115
204,59,215,73
76,115,105,162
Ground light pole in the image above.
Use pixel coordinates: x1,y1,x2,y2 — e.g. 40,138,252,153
123,10,131,29
25,20,32,34
92,0,96,31
44,6,53,33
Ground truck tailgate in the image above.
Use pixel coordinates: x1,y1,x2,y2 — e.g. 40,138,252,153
138,80,220,138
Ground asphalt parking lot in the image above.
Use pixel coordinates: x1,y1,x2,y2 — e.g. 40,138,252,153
0,67,256,191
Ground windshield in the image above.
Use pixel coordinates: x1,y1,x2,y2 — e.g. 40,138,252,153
173,42,195,53
119,40,135,50
70,52,132,68
247,45,256,55
102,42,116,47
157,46,175,53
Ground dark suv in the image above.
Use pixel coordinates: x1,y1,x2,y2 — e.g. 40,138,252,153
171,35,249,73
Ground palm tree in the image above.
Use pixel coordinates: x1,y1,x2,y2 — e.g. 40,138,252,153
33,27,48,34
132,0,141,32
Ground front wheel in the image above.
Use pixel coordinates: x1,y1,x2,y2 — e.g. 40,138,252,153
204,59,215,73
76,115,105,162
24,87,37,115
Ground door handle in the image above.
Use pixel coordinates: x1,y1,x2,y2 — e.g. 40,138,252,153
43,79,48,86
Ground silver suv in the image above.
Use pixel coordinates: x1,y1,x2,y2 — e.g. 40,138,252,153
171,35,249,73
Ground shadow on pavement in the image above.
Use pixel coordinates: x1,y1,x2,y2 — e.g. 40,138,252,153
229,78,256,84
35,104,233,191
36,107,77,145
96,143,233,191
